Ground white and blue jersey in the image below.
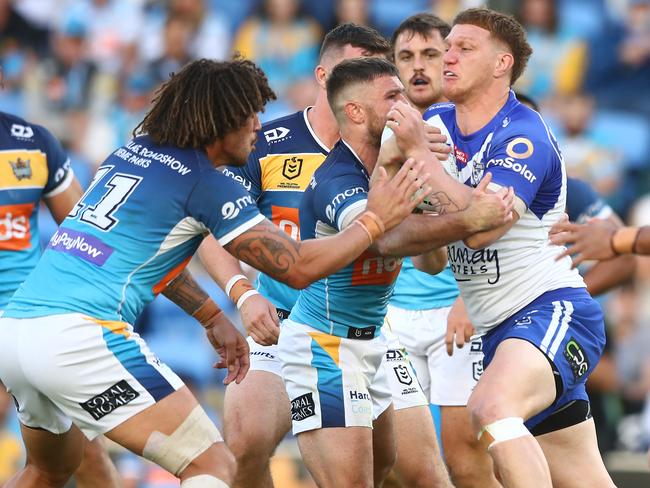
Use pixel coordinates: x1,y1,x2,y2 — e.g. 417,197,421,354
3,135,264,324
290,140,402,338
0,112,74,308
424,91,585,334
424,92,604,428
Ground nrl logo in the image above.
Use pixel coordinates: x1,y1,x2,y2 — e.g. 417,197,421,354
282,156,303,180
9,157,32,180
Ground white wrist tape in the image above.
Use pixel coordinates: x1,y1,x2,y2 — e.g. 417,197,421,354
181,475,230,487
236,289,260,309
478,417,530,450
225,274,247,298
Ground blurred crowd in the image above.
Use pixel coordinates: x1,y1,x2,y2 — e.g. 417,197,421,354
0,0,649,485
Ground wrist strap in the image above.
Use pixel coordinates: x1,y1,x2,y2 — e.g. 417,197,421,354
236,289,260,310
228,277,254,304
225,274,247,298
611,227,639,255
354,211,385,244
191,298,223,329
353,219,374,245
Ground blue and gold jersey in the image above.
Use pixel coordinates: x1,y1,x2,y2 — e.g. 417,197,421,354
224,109,329,312
4,135,264,324
0,112,73,308
290,141,402,338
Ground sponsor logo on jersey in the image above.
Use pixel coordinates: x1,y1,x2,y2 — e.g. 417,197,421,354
506,137,534,159
349,389,371,415
291,392,315,421
486,157,537,183
563,337,589,379
447,244,500,284
221,194,254,220
271,205,300,240
325,186,365,224
221,168,252,192
350,251,402,286
8,157,32,180
349,390,370,401
264,127,290,143
10,123,34,140
393,365,413,386
80,380,139,420
472,360,484,381
385,349,406,361
282,156,303,180
454,147,468,164
0,203,32,250
48,227,114,266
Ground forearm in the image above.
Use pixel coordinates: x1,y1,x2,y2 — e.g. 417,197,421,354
583,256,636,297
225,219,375,289
373,212,474,257
162,269,210,315
198,235,249,289
411,247,448,275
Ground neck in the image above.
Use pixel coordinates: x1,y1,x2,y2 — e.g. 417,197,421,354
307,90,340,150
342,129,379,175
414,95,447,115
455,85,510,135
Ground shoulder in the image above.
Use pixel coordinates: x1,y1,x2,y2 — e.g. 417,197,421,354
256,110,306,153
1,112,60,150
423,102,455,122
494,104,560,159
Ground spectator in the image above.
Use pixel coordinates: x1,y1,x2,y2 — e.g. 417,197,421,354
514,0,587,103
233,0,321,97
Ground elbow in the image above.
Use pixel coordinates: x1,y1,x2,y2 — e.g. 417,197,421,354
463,234,489,250
283,269,311,290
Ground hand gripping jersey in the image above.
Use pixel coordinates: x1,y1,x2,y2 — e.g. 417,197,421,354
223,109,329,313
290,140,402,338
3,135,264,324
423,91,585,335
0,112,74,308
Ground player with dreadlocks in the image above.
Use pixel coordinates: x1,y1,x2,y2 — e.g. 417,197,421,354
0,57,429,488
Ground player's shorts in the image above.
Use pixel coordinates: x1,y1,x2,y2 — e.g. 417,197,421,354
278,319,394,434
250,324,427,411
385,304,483,406
481,287,605,431
0,313,184,439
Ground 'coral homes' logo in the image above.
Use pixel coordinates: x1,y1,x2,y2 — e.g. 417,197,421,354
48,228,114,266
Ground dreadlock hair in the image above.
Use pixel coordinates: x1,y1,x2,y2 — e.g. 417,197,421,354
134,58,276,148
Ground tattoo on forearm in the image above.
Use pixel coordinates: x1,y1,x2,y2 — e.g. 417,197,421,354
228,226,299,278
426,191,461,215
162,269,209,315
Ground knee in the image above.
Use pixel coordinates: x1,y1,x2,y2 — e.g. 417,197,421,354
467,392,509,434
24,461,78,488
225,428,276,469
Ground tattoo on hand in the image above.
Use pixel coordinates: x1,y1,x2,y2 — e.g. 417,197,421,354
228,226,299,278
426,192,461,215
162,269,208,315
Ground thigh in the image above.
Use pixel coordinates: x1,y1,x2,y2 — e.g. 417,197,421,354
20,422,85,477
298,426,374,488
537,418,615,488
223,369,291,448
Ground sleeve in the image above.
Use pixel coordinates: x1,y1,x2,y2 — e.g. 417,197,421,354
566,177,612,223
223,159,263,201
39,125,74,198
186,170,265,246
312,171,368,231
484,133,554,208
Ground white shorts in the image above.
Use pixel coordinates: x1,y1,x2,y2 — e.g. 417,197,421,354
385,304,484,406
0,313,184,439
250,325,427,413
278,319,394,434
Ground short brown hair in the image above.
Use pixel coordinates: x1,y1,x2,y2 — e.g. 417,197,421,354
134,58,276,148
391,13,451,59
453,8,532,85
320,23,390,61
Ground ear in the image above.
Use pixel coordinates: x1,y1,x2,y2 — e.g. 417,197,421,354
315,64,328,89
343,101,364,125
495,51,514,80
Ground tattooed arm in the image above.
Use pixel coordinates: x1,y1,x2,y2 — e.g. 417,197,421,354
161,269,209,315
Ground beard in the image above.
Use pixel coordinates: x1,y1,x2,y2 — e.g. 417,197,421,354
366,107,386,148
